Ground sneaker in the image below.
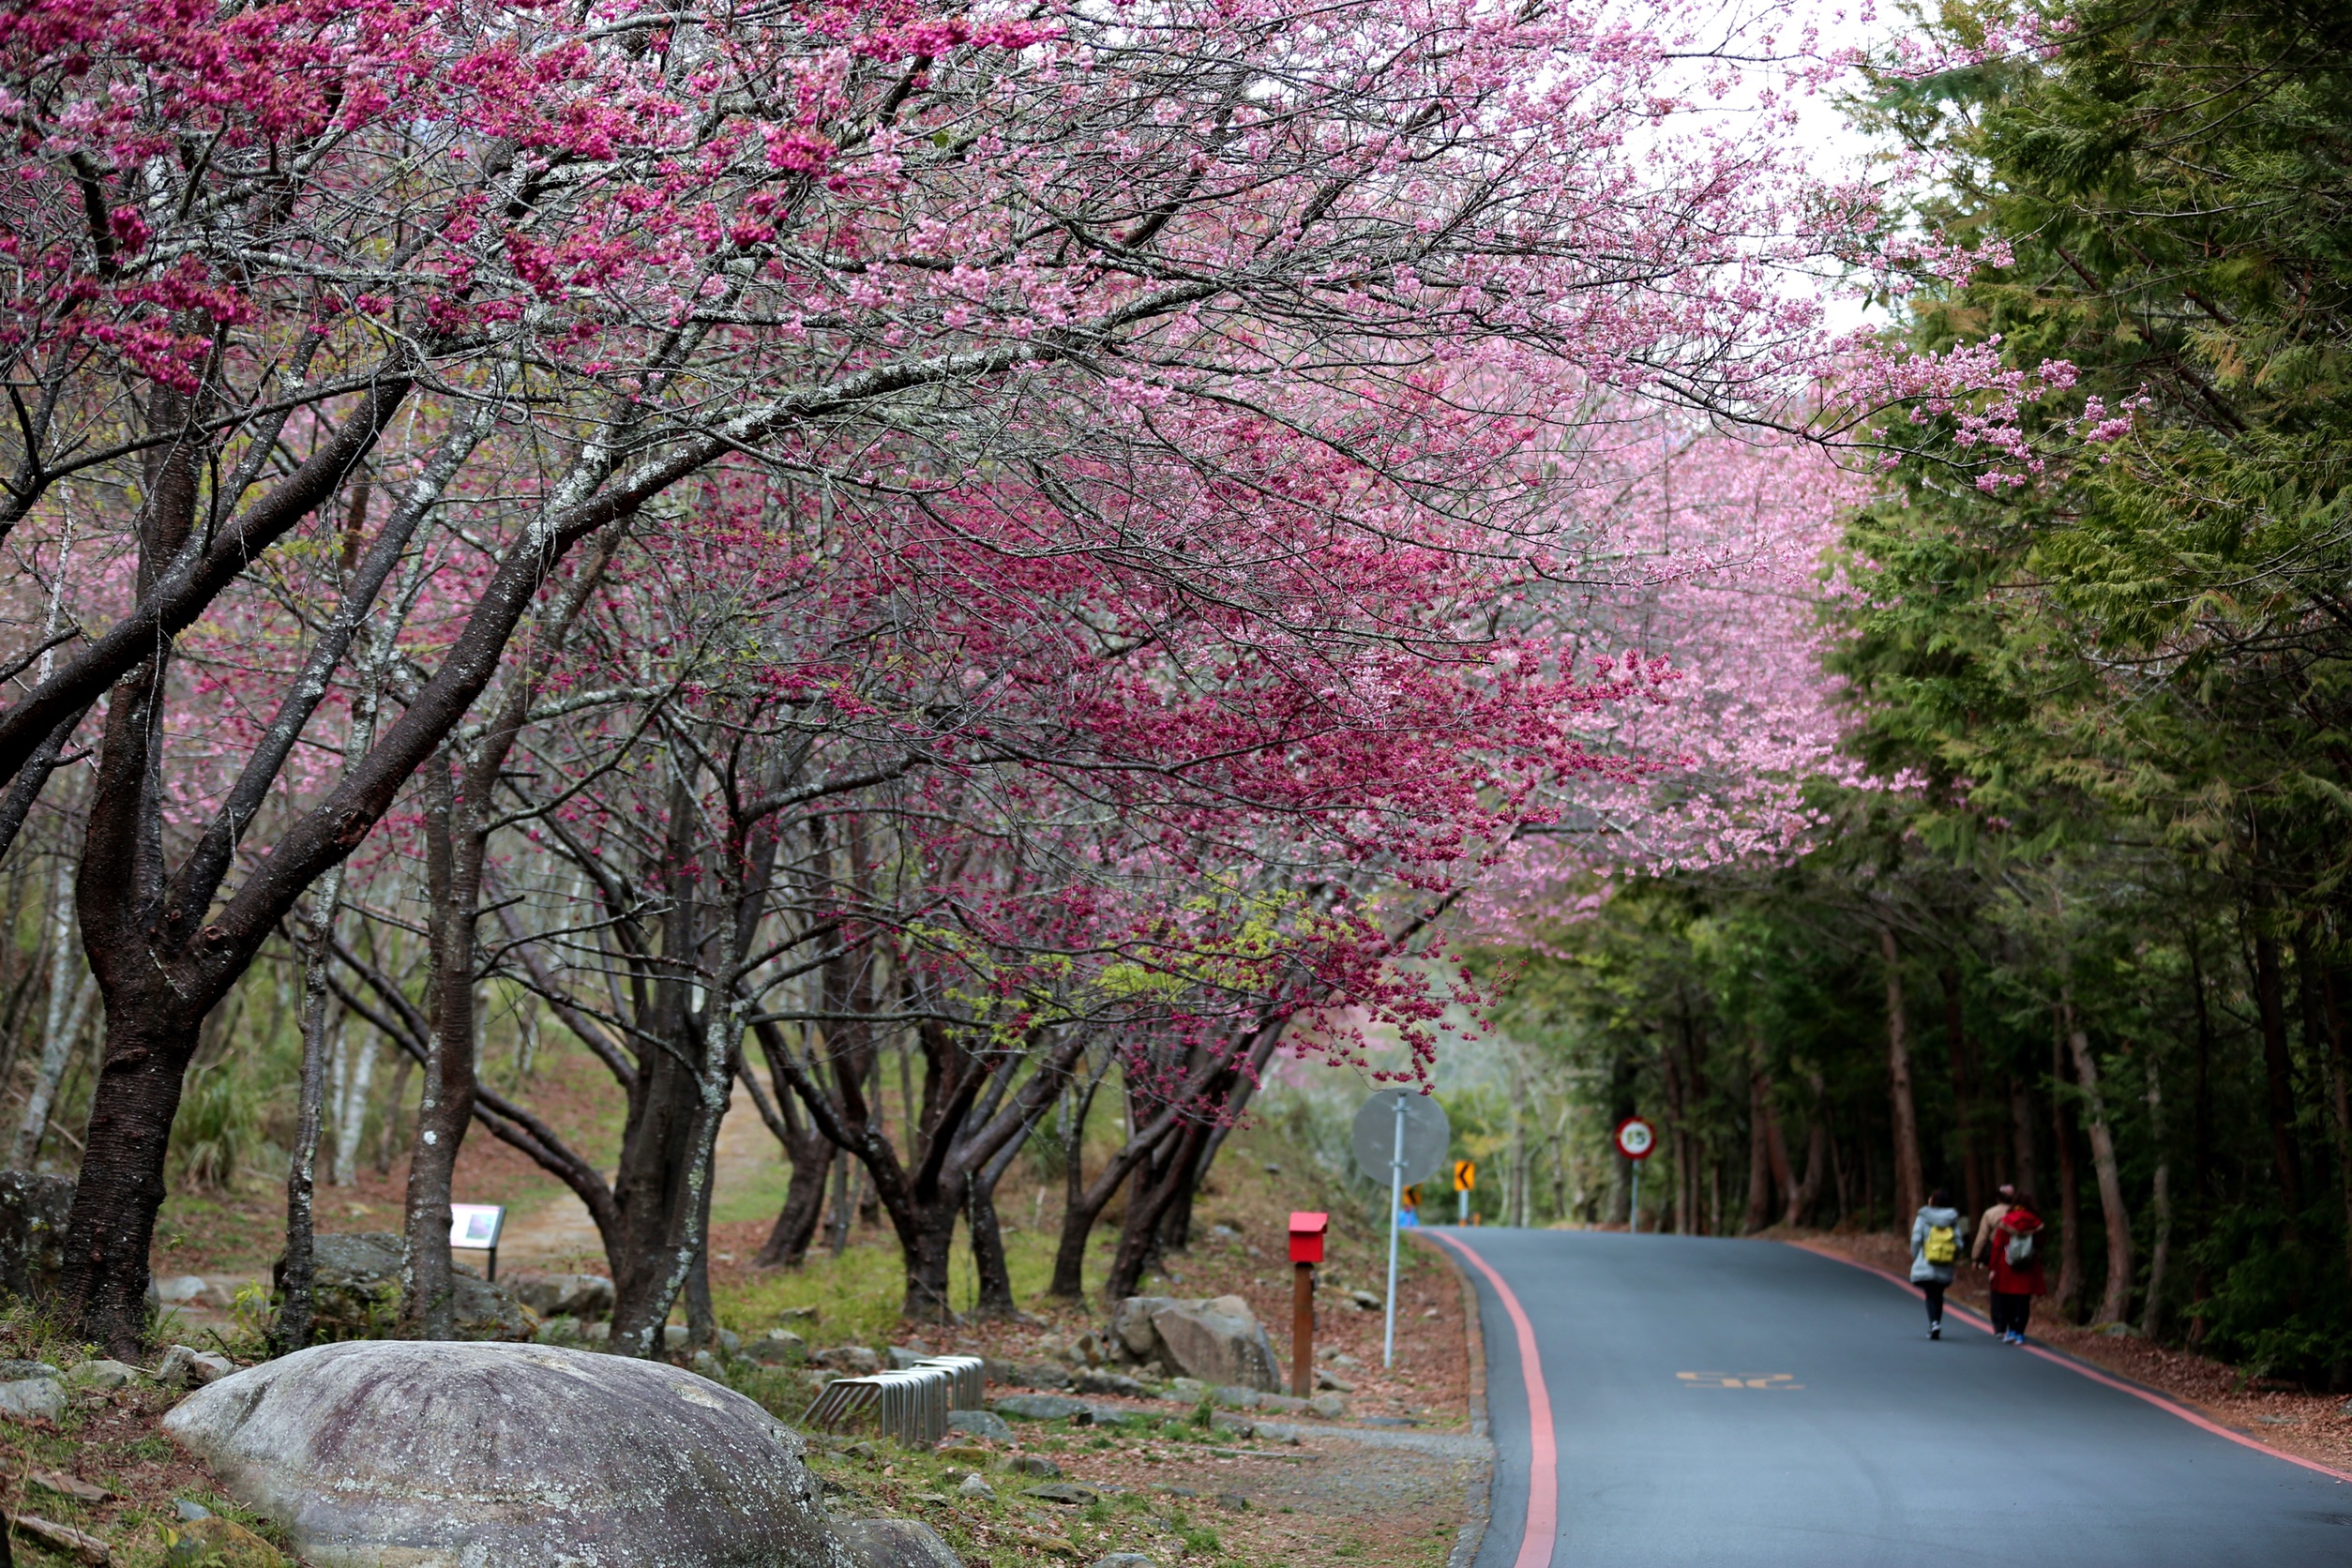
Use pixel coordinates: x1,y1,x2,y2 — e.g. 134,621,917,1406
1929,1323,1941,1340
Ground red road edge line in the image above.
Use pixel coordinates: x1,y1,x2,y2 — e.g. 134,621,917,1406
1788,1240,2352,1486
1429,1231,1558,1568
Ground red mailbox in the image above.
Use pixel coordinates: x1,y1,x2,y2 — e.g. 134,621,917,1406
1289,1211,1328,1264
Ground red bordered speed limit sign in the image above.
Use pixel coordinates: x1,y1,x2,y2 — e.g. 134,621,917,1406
1615,1116,1657,1162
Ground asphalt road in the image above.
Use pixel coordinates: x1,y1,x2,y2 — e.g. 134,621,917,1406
1436,1229,2352,1567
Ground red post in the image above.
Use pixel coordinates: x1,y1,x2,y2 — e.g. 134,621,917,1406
1289,1211,1327,1397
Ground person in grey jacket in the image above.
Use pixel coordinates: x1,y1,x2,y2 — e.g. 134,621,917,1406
1909,1189,1968,1340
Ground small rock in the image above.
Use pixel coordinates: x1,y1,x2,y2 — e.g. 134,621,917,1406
996,1454,1063,1478
1214,1492,1249,1513
579,1319,611,1342
747,1329,807,1364
1209,1413,1255,1440
1263,1163,1282,1174
1025,1483,1101,1506
993,1393,1093,1422
0,1357,59,1380
957,1472,998,1500
1307,1394,1348,1420
1016,1529,1083,1557
164,1514,289,1567
1258,1393,1308,1414
1085,1406,1143,1427
946,1409,1014,1441
1210,1224,1241,1239
158,1344,235,1388
1164,1378,1207,1404
156,1273,211,1304
1093,1556,1159,1568
692,1349,726,1378
888,1343,935,1370
911,1493,952,1507
776,1305,820,1323
1213,1385,1261,1410
817,1345,883,1374
716,1328,742,1356
1420,1308,1438,1320
1075,1368,1145,1397
838,1516,967,1568
0,1375,66,1420
1348,1289,1381,1311
1316,1369,1353,1392
29,1470,113,1502
174,1500,214,1522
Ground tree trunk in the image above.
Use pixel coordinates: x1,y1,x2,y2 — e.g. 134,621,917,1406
271,922,339,1354
1105,1123,1205,1304
329,1028,374,1186
1786,1105,1827,1229
51,1004,202,1357
2051,1018,2086,1322
1940,965,1987,1222
2062,1001,2134,1327
2008,1076,2040,1200
376,1045,414,1175
2325,966,2352,1292
400,754,478,1341
756,1128,835,1270
1049,1073,1109,1299
967,1132,1027,1319
1880,926,1924,1227
2248,915,2305,1215
1742,1046,1774,1235
2143,1050,2172,1339
10,854,96,1167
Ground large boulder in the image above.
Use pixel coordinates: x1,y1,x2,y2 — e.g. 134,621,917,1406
1112,1295,1280,1392
507,1272,615,1320
162,1340,848,1568
0,1169,72,1298
279,1232,532,1342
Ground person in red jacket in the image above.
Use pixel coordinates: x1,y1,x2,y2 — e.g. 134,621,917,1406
1987,1193,2048,1344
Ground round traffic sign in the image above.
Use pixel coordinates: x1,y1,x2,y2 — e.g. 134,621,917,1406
1352,1088,1452,1186
1614,1116,1657,1162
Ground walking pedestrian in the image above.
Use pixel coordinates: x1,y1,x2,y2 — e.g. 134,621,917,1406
1986,1191,2048,1344
1909,1187,1967,1340
1970,1183,2015,1266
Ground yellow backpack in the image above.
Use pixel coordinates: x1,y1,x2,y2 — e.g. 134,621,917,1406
1923,1223,1957,1265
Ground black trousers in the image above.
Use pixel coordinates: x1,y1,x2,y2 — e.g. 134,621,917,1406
1990,1290,2033,1335
1922,1282,1946,1324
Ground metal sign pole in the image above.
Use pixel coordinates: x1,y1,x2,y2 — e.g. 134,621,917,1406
1630,1167,1640,1236
1384,1093,1405,1368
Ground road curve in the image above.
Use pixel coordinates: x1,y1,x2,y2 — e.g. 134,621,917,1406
1432,1229,2352,1567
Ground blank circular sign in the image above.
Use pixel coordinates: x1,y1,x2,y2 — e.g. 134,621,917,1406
1352,1088,1452,1186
